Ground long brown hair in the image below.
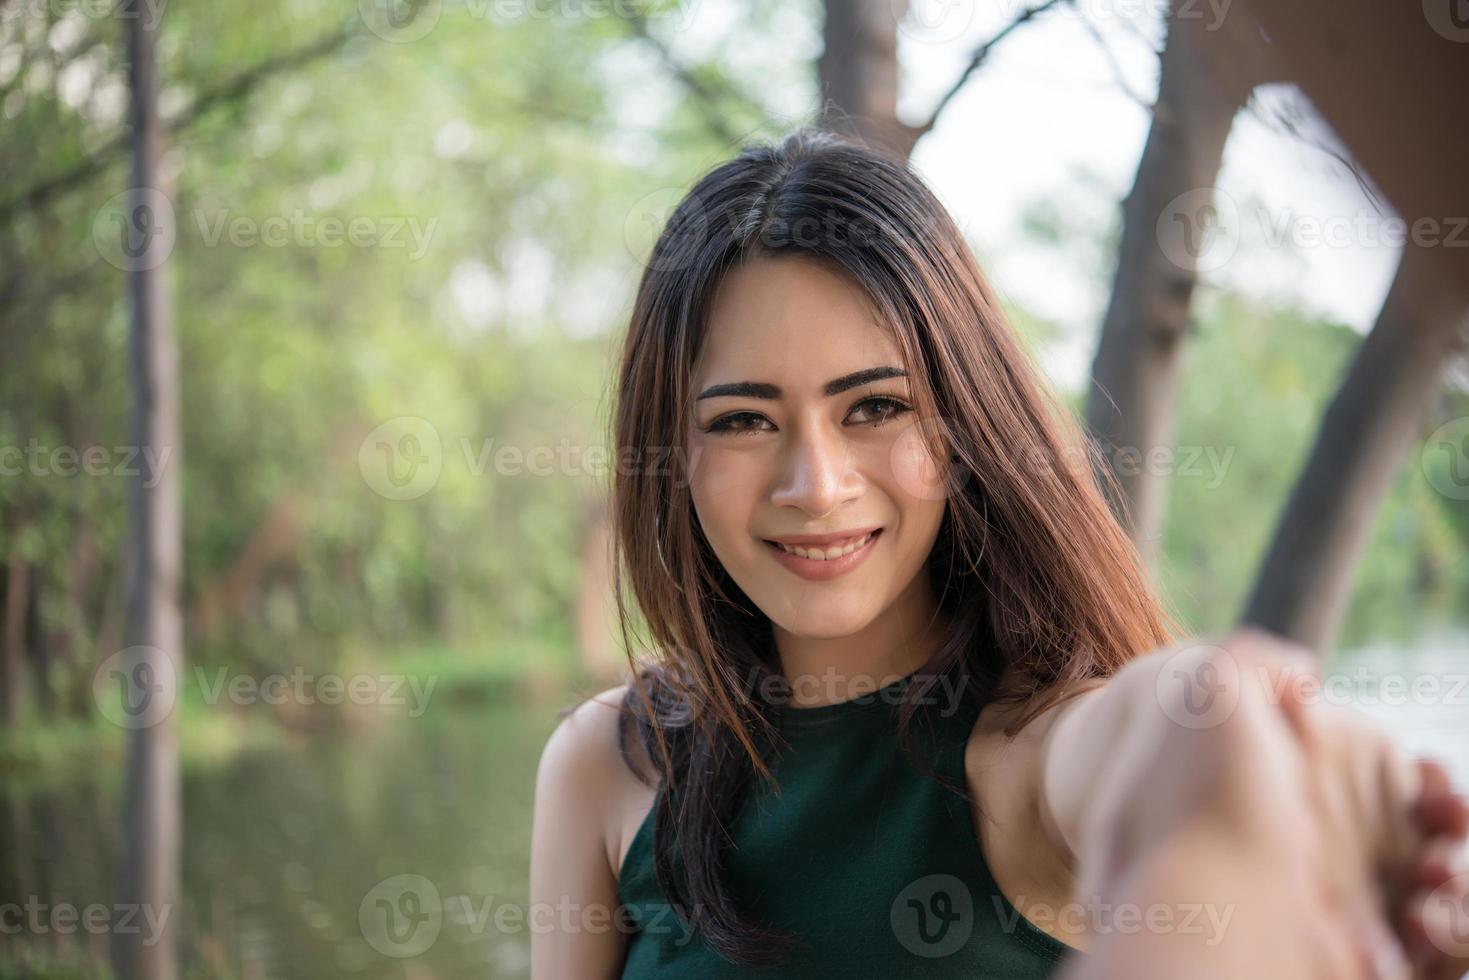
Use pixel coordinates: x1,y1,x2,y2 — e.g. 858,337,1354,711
602,126,1172,966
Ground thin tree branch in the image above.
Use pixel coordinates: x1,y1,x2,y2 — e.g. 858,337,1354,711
907,0,1070,143
0,31,110,102
1111,11,1161,55
0,18,362,222
622,9,766,147
1074,12,1151,108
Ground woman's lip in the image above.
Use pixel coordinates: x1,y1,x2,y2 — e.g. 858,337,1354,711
764,526,883,548
762,529,882,581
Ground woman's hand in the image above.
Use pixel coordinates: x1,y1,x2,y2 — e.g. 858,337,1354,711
1398,758,1469,979
1045,626,1468,978
1248,635,1469,979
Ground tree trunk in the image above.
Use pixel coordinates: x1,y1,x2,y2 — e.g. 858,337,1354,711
187,488,306,643
818,0,908,156
1241,245,1468,653
3,533,29,728
24,563,50,719
1083,4,1258,568
575,497,621,681
1229,0,1469,294
112,1,183,976
52,514,98,714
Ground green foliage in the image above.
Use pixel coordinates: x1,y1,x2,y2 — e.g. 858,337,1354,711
1157,290,1469,644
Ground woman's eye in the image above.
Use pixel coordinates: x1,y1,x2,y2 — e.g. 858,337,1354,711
848,396,911,426
706,412,772,435
704,398,910,435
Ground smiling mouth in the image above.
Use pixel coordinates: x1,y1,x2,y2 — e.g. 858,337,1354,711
763,529,882,561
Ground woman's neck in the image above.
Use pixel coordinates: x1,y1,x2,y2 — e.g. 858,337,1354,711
771,570,947,707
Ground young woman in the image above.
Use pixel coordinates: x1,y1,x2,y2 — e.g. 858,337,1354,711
529,127,1467,978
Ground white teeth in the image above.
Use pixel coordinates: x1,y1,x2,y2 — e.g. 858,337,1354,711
774,531,874,561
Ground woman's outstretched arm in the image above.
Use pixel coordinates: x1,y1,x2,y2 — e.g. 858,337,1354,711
1060,750,1468,980
1039,627,1469,978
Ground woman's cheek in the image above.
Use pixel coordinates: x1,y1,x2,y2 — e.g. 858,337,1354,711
886,423,952,504
688,441,761,546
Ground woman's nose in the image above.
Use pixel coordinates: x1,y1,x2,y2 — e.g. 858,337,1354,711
769,423,862,518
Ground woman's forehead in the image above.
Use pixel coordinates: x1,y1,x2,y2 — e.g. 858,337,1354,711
695,255,903,381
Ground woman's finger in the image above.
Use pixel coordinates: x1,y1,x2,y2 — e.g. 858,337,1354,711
1400,871,1469,979
1413,838,1466,892
1413,760,1469,837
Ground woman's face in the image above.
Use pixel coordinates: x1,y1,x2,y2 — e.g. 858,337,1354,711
686,253,950,640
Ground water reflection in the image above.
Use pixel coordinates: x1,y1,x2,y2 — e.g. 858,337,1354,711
4,702,557,978
1341,637,1469,790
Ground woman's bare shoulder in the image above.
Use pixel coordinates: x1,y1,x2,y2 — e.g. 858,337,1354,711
960,675,1114,947
530,684,655,973
963,676,1114,852
966,675,1111,760
536,683,658,876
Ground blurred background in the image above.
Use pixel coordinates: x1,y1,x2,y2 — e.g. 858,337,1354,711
1,0,1466,976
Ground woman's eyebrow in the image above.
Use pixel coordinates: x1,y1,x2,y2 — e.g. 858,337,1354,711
695,366,907,401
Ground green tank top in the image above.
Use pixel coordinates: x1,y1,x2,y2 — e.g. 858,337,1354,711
615,664,1075,977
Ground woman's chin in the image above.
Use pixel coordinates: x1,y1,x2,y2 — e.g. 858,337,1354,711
766,602,876,641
